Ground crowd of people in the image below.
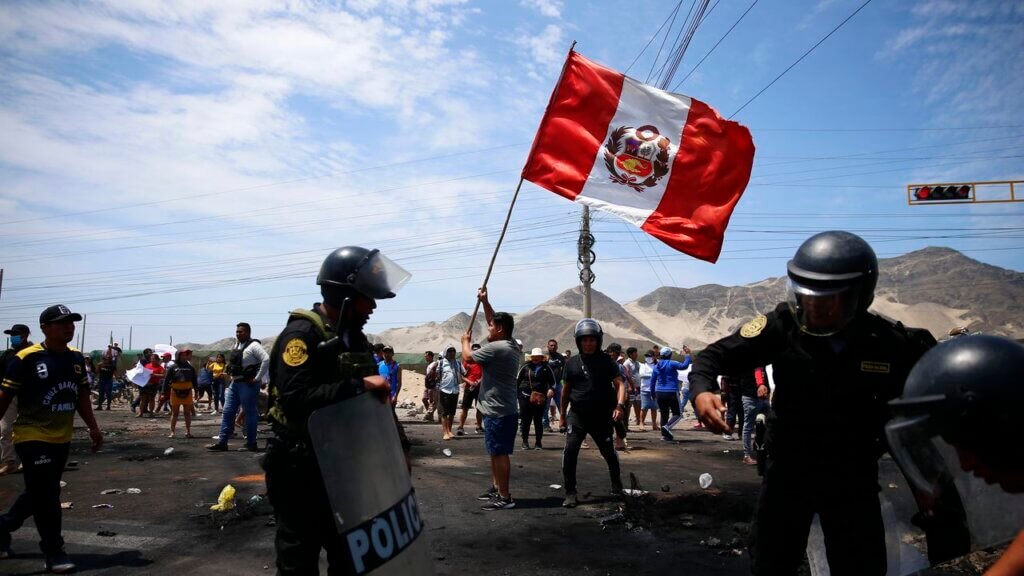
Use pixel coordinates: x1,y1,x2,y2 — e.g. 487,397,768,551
2,234,1023,575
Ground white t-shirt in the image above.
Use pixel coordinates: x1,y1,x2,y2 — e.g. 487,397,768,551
438,358,463,395
639,361,654,393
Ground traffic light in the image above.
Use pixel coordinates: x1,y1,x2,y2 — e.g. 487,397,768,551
910,184,972,202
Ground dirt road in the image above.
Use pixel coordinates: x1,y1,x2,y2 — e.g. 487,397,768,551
0,399,999,575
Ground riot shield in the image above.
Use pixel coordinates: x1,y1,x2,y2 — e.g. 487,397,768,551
807,442,1024,576
309,394,433,575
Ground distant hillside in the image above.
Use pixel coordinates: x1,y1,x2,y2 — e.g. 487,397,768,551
185,247,1024,353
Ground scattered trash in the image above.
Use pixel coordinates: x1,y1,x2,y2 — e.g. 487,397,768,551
888,483,898,489
210,484,236,512
441,448,453,457
702,537,721,548
598,511,626,526
92,504,113,509
681,521,696,528
126,488,142,494
163,447,175,457
699,473,713,489
621,489,648,496
722,450,730,454
248,495,264,506
59,481,67,488
549,484,562,490
660,484,671,492
60,502,74,509
730,548,744,556
96,531,117,537
101,489,123,495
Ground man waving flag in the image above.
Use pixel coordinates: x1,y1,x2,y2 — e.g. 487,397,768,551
522,51,755,263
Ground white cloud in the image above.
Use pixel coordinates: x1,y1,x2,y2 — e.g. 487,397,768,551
521,0,563,19
515,23,565,81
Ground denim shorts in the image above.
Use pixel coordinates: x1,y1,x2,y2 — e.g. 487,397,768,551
640,391,657,410
483,414,518,456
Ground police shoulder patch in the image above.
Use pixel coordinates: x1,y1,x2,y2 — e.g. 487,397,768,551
282,338,309,367
740,315,768,338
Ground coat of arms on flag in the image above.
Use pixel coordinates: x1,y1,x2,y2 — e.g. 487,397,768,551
522,50,756,263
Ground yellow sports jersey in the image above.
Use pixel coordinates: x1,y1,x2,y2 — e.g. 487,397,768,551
0,343,87,444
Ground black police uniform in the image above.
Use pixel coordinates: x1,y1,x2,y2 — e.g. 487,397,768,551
561,353,623,496
263,308,409,575
689,302,936,576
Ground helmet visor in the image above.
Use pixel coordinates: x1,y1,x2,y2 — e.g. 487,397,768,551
352,251,412,299
786,279,860,336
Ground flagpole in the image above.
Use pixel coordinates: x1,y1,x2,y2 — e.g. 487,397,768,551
466,177,526,336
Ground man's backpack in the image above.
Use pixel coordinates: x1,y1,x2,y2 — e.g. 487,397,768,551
425,361,440,390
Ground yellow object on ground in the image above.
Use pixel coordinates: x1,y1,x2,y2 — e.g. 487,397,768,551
210,484,236,511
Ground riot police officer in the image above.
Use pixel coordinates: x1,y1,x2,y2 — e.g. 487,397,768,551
887,335,1024,575
689,231,937,576
263,246,411,575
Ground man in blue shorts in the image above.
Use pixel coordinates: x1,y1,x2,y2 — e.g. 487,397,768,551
461,288,520,511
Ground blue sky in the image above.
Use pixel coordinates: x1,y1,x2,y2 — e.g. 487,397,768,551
1,0,1022,351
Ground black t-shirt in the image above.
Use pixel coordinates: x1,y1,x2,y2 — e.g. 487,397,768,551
547,351,566,382
564,353,620,416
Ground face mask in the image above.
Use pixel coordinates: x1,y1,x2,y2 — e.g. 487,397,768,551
644,357,654,364
10,335,23,347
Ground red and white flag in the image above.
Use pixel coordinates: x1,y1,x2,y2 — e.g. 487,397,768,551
522,51,755,263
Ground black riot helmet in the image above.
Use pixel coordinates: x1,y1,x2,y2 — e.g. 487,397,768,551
786,231,878,336
574,318,604,353
316,246,411,307
886,335,1024,496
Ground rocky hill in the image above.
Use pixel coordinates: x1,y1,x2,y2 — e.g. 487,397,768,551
184,248,1023,353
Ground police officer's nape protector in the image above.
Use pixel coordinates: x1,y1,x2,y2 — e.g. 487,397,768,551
308,394,431,575
786,230,877,336
317,247,411,301
574,318,603,351
886,335,1024,551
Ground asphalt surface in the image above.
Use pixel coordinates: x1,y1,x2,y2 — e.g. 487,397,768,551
0,402,1001,575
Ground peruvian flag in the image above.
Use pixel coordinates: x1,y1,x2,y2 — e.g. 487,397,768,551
522,51,755,263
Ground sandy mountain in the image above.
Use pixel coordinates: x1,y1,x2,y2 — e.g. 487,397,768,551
374,311,488,353
627,246,1024,347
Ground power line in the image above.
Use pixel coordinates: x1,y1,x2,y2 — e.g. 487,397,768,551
671,0,760,92
730,0,874,118
625,1,684,74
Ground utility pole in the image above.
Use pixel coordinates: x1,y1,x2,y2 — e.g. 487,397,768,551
128,326,133,350
0,268,4,303
578,206,596,318
80,314,87,353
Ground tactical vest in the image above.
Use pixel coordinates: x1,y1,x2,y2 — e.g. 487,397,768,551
267,308,380,439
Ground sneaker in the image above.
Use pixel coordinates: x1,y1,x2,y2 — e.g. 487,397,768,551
534,442,543,450
661,429,675,441
455,428,465,436
477,486,498,501
545,426,555,433
562,493,578,508
722,433,732,440
481,496,515,511
44,552,75,573
239,444,260,452
206,443,228,451
521,441,530,450
610,486,624,496
474,427,484,434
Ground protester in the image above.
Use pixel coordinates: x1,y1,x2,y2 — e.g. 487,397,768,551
560,319,626,508
422,350,438,422
83,357,95,390
638,350,658,431
0,305,103,573
722,374,743,441
164,348,198,439
605,343,629,450
623,347,642,427
543,339,565,433
461,288,520,511
138,353,164,417
378,345,401,406
155,351,173,414
650,347,691,441
741,367,771,466
0,324,31,476
195,358,214,413
436,346,463,440
690,231,937,575
95,354,115,411
456,343,483,436
208,322,269,452
516,348,556,450
263,246,410,574
209,353,227,413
